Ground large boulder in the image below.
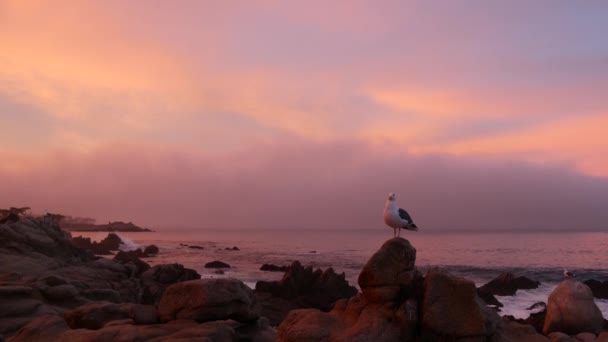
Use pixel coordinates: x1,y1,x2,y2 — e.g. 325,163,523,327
543,279,604,335
358,237,416,289
158,278,261,323
422,268,500,339
139,263,201,304
113,250,150,275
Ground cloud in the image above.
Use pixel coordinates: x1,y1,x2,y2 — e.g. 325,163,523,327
1,140,607,231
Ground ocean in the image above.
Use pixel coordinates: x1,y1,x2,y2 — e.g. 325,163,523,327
74,229,608,319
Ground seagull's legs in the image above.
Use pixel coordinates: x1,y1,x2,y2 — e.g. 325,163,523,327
393,228,396,237
397,227,401,237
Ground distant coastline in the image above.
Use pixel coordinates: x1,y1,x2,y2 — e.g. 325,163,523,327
63,221,153,232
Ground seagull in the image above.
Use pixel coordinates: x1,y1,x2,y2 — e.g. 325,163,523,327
563,269,575,278
383,193,418,237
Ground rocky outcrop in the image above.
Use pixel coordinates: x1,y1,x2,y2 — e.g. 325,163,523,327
277,237,548,342
543,279,604,335
255,260,358,325
139,263,201,305
71,233,124,255
113,250,151,275
158,279,261,323
479,272,541,296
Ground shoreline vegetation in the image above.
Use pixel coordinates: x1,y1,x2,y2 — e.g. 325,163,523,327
1,213,607,341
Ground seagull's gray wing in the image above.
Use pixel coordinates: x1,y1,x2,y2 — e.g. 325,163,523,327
398,208,414,224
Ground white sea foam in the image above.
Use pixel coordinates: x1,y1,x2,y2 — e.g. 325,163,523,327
116,234,143,251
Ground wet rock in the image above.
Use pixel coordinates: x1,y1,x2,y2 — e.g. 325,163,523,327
478,272,540,296
63,302,158,330
548,332,575,342
113,250,150,275
204,260,230,268
492,318,550,342
143,244,159,255
225,246,240,251
188,245,204,250
71,233,123,255
255,260,357,325
478,287,504,309
260,264,290,272
158,279,261,323
139,263,201,305
543,279,604,335
584,279,608,299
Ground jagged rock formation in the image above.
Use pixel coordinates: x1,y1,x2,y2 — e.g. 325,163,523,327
255,260,358,325
277,238,548,342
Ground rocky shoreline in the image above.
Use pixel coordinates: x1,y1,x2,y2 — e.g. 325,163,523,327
1,219,607,341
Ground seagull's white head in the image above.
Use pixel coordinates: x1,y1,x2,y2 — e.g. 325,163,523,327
388,193,396,201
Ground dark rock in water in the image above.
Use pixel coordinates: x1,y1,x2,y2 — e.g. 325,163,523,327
71,233,124,255
477,287,504,309
308,250,316,254
543,279,604,335
504,308,547,334
143,244,159,255
225,246,240,251
584,279,608,299
478,272,540,296
140,263,201,305
113,250,151,275
158,279,261,323
256,260,358,326
214,270,225,275
422,268,499,338
188,245,204,250
205,260,231,268
260,264,290,272
527,301,547,311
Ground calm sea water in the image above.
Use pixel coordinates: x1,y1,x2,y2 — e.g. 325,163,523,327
76,229,608,319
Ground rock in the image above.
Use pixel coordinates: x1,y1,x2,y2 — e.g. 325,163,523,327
478,272,540,296
478,287,504,309
6,315,69,342
260,264,290,272
113,250,151,275
81,288,122,303
492,318,550,342
143,244,159,255
255,261,357,315
277,309,339,341
103,319,134,327
422,268,499,338
71,233,123,255
158,279,261,323
139,263,201,305
188,245,204,250
225,246,240,251
358,237,417,296
575,332,597,342
598,331,608,342
204,260,231,268
0,287,58,337
548,332,575,342
214,270,225,275
64,303,128,329
543,279,604,335
584,279,608,299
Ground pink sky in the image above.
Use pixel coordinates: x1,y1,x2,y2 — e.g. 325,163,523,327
1,1,607,229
